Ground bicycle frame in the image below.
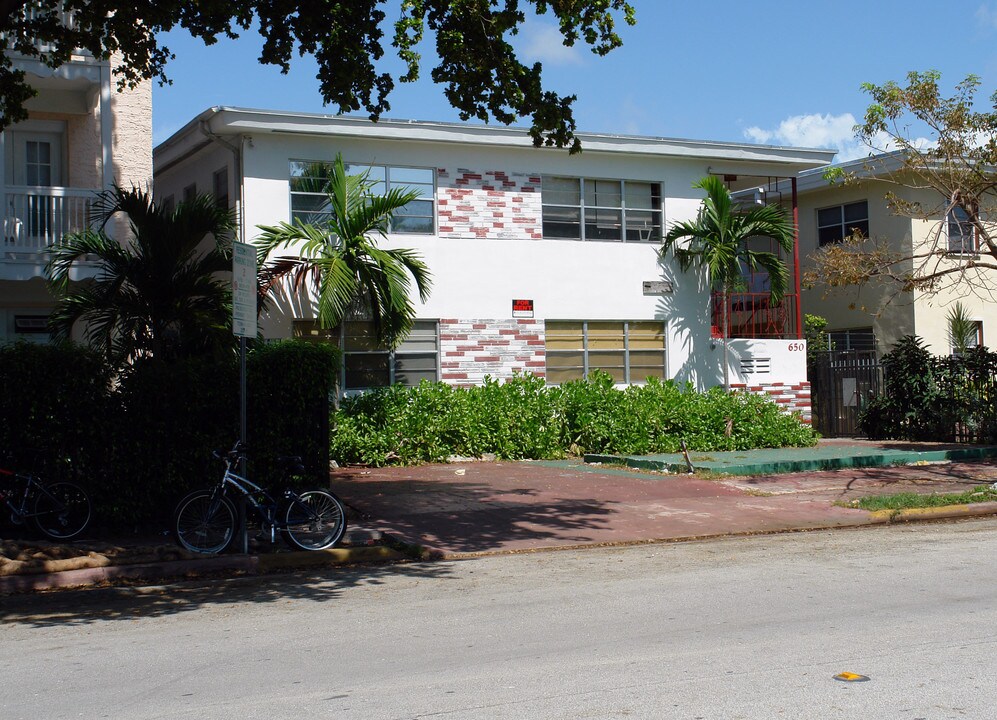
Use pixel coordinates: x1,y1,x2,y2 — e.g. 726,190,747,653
213,453,316,544
0,467,53,521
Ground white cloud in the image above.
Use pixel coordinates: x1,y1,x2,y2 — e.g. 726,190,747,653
977,3,997,30
744,112,864,160
519,23,584,66
742,112,938,162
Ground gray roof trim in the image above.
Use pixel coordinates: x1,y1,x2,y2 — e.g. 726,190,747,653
154,106,837,169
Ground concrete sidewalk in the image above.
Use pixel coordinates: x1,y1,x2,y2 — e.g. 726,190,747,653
5,440,997,593
328,443,997,559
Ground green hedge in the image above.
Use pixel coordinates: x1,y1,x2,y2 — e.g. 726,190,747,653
0,340,338,530
860,335,997,442
330,371,818,466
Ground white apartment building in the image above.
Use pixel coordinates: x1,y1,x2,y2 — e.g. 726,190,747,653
154,108,834,418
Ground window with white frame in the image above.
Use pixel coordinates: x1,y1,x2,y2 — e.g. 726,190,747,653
542,177,662,242
817,200,869,246
947,206,977,254
293,319,439,391
545,320,666,384
950,320,983,355
289,161,435,234
182,183,197,203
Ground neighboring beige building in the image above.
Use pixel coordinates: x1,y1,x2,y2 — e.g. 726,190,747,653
0,16,152,344
797,155,995,357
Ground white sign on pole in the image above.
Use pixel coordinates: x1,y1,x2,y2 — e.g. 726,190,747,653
232,241,257,338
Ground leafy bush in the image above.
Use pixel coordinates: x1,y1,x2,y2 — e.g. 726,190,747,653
0,342,111,480
330,371,818,466
860,335,997,442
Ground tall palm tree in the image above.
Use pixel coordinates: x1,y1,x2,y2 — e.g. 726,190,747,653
255,154,432,348
661,175,795,390
46,186,236,366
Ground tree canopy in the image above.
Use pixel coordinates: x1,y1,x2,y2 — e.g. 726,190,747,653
0,0,636,151
809,71,997,299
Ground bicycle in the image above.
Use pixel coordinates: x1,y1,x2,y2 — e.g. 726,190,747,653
0,458,92,541
172,442,347,554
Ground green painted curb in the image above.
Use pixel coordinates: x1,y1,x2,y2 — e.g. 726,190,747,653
585,446,997,476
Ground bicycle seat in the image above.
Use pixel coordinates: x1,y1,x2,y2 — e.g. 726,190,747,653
277,455,305,472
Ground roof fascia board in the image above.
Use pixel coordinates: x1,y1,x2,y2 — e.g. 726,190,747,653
155,107,835,171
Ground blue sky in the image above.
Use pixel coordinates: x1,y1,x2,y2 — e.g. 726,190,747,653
153,1,997,161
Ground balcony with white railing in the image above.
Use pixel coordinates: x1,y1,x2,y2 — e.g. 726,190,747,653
3,5,92,60
1,187,98,280
3,187,91,251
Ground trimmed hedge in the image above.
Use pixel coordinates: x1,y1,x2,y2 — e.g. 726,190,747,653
330,371,818,466
0,340,338,530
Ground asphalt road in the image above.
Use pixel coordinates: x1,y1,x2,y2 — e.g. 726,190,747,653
3,519,996,719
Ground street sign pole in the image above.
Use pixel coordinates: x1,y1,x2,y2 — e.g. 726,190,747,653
233,242,257,555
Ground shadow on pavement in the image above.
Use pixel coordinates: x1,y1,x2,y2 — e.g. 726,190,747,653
332,469,622,554
0,560,455,629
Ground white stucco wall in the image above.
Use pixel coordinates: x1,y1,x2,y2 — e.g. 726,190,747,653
155,116,826,393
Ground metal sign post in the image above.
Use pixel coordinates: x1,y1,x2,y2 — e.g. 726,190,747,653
232,242,257,554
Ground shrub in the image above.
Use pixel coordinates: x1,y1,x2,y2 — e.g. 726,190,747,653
860,335,997,442
0,339,338,530
0,342,111,480
330,371,818,466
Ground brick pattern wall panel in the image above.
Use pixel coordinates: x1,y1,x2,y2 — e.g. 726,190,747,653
440,319,545,385
731,382,813,424
437,168,543,240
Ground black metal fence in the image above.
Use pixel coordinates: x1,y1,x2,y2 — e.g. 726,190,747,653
809,350,882,438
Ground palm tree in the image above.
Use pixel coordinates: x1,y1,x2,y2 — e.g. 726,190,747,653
46,186,236,366
661,175,795,390
255,154,432,348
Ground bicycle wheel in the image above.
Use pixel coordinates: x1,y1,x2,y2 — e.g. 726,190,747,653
282,490,347,551
32,481,91,540
173,490,237,554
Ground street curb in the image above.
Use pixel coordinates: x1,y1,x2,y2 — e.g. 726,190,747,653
0,543,409,595
867,501,997,523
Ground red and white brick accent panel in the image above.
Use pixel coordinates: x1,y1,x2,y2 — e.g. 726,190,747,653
731,382,813,424
440,319,545,385
436,168,543,240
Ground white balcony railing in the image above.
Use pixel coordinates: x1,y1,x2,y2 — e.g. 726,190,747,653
3,187,93,253
2,5,89,58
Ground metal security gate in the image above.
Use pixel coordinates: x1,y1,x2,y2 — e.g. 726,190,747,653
809,350,882,437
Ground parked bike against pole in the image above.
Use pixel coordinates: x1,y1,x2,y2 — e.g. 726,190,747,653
172,442,347,554
0,458,91,540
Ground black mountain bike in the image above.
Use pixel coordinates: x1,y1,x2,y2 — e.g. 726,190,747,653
173,442,347,554
0,460,91,540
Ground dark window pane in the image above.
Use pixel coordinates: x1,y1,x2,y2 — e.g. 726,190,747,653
395,353,438,385
843,201,868,222
846,220,869,238
817,206,842,227
818,226,842,246
585,208,622,241
345,353,390,389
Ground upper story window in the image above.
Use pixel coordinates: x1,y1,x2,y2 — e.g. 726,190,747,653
213,167,229,209
817,200,868,246
289,160,435,234
947,206,977,254
542,177,662,242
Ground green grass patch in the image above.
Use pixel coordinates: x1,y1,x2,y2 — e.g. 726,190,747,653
850,485,997,511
